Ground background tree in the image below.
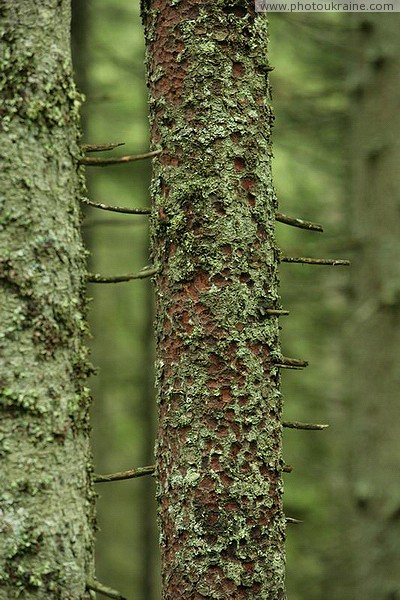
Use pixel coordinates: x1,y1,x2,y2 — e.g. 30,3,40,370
268,14,349,600
142,1,287,597
0,1,94,597
330,14,400,600
71,2,160,597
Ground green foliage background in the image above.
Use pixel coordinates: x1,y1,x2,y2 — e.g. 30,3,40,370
73,6,353,599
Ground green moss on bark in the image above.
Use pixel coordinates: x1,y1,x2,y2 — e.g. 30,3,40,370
0,2,94,598
142,0,286,597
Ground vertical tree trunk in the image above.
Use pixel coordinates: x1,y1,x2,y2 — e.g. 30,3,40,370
334,14,400,600
0,2,94,598
142,1,285,597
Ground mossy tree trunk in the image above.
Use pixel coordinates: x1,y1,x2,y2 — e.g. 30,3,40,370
142,1,285,597
330,14,400,600
0,2,94,598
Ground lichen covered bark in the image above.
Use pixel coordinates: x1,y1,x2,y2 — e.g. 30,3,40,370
142,0,285,597
0,2,94,598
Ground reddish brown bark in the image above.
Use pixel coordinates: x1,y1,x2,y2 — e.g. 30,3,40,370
142,1,286,597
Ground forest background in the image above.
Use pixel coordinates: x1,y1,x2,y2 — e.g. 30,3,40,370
72,4,400,599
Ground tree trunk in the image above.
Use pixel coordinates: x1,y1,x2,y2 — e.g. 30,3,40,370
142,2,285,598
0,2,94,598
335,14,400,600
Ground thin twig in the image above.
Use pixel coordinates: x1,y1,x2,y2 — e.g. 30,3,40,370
286,517,303,525
95,465,155,483
281,256,350,266
265,308,290,316
86,577,126,600
87,266,159,283
79,149,161,166
275,364,304,370
275,212,324,232
81,197,150,214
283,420,329,430
81,142,125,153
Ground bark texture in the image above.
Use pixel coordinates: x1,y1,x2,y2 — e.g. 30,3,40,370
142,1,285,598
0,2,94,598
334,14,400,600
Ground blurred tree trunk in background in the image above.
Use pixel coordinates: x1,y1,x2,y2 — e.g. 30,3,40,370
142,1,286,597
72,3,158,598
0,1,94,597
331,14,400,600
269,15,348,600
71,0,88,97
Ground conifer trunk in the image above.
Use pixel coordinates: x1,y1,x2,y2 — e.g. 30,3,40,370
142,1,286,597
0,2,94,597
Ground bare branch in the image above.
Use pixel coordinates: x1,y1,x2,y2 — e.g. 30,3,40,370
81,142,125,153
281,256,350,266
282,464,293,473
86,577,126,600
79,149,162,166
265,308,290,316
94,465,155,483
275,212,324,232
275,364,305,370
276,356,309,368
283,420,329,430
81,197,150,215
286,517,303,525
87,266,159,284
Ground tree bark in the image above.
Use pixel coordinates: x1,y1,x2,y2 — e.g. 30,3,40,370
0,2,94,598
142,1,285,598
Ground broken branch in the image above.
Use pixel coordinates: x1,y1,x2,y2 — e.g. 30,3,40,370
275,364,304,370
276,356,309,368
81,197,150,215
282,464,293,473
265,308,290,316
87,266,158,283
94,465,155,483
79,149,161,166
283,421,329,430
275,212,323,232
286,517,303,525
86,577,126,600
281,256,350,266
81,142,125,153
